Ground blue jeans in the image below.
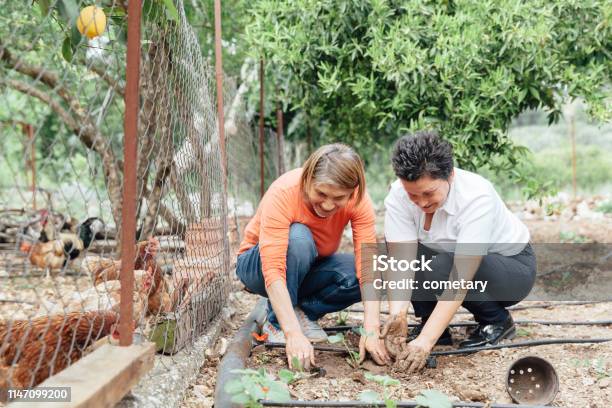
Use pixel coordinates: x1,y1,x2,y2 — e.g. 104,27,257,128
236,223,361,328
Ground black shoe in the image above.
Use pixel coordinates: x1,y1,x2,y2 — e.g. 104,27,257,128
459,315,516,348
409,323,453,346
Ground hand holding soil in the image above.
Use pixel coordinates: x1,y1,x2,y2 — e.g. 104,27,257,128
380,310,409,358
286,331,316,371
394,337,432,373
359,331,392,366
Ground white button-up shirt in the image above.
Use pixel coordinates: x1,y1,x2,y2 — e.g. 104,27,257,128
384,168,529,256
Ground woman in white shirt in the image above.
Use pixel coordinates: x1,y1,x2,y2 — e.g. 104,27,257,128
381,131,536,372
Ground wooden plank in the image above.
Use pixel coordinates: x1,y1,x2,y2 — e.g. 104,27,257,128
8,342,155,408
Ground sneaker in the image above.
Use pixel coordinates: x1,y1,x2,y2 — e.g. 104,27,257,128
294,307,328,343
459,315,516,348
262,321,286,343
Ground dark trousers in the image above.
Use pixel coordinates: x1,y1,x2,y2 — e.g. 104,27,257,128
236,223,361,327
411,243,536,324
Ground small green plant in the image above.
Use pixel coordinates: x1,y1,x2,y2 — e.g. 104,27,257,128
328,332,360,368
415,389,452,408
593,358,611,380
290,356,303,373
515,328,531,337
359,372,401,408
570,358,612,380
224,368,290,408
277,368,300,384
596,201,612,214
336,310,350,325
571,358,611,380
328,326,374,368
559,230,589,243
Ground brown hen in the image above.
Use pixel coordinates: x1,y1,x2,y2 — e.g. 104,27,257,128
0,311,118,390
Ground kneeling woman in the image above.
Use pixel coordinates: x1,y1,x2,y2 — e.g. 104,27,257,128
383,132,536,371
237,144,390,370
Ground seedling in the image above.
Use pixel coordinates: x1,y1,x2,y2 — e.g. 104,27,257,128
596,201,612,214
336,310,350,325
328,326,376,368
328,332,360,368
359,372,400,408
291,356,304,372
515,328,531,337
593,358,610,380
559,230,589,243
414,389,452,408
225,368,290,408
571,358,611,380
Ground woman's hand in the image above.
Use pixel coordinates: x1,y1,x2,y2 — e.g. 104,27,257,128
380,310,408,358
359,328,391,366
285,331,315,371
395,335,433,373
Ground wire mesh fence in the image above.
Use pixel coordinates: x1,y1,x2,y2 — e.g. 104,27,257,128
0,0,267,399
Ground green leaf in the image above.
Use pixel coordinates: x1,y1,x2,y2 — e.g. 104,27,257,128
327,333,344,344
224,379,244,394
359,390,381,403
266,382,291,402
37,0,51,16
385,399,398,408
61,37,73,62
277,369,297,384
415,389,452,408
230,393,251,404
291,356,303,372
161,0,180,22
57,0,79,23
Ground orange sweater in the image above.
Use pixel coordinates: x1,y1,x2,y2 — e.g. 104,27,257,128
238,168,377,288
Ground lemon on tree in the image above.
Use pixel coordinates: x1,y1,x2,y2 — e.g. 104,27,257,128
76,5,107,39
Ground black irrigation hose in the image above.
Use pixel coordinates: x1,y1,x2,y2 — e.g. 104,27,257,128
430,337,612,356
348,300,608,315
261,400,554,408
324,319,612,332
264,337,612,358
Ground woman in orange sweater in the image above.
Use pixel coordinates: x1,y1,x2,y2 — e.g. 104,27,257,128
236,144,390,370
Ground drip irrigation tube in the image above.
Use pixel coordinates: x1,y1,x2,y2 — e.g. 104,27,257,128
324,319,612,332
214,298,268,408
430,337,612,356
263,337,612,358
348,300,608,315
261,399,554,408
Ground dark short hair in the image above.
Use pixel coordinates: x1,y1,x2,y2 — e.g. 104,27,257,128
391,131,454,181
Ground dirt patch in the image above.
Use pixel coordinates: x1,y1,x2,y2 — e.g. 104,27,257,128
181,297,611,407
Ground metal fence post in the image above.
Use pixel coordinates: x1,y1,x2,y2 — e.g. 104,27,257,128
120,0,141,347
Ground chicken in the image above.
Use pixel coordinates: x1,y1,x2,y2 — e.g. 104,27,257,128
84,237,173,315
39,269,156,320
87,237,159,285
0,311,118,390
20,217,105,279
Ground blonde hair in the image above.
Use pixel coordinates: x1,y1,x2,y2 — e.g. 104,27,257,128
300,143,366,205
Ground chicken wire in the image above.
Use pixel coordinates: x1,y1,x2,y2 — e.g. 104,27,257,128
0,0,244,399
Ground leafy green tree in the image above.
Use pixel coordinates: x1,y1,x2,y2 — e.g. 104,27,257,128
245,0,611,175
